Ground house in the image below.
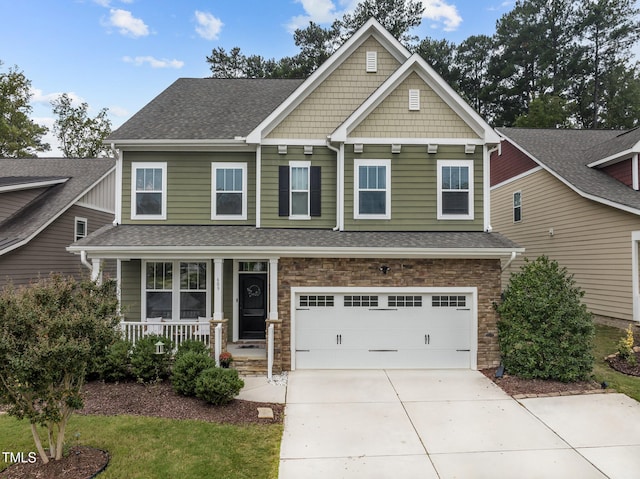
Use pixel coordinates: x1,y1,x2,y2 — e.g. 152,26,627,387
490,127,640,324
68,19,522,373
0,157,116,288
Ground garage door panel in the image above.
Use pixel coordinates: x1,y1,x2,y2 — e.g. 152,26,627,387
295,349,471,369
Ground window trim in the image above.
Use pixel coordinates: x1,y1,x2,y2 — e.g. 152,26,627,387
211,162,247,220
74,217,88,241
354,159,391,220
437,159,474,220
289,161,311,220
513,190,522,223
131,162,167,220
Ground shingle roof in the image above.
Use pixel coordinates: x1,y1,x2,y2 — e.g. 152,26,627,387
496,127,640,212
0,158,116,254
70,224,521,256
107,78,305,141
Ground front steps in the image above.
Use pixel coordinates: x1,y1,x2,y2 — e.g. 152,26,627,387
227,341,268,375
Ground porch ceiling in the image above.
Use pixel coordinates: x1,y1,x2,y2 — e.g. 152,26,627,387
67,224,522,259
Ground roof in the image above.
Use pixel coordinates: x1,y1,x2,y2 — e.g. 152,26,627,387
0,158,116,255
68,224,522,258
107,78,305,142
496,127,640,213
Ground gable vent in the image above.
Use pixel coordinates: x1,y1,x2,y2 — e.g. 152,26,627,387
366,51,377,72
409,89,420,111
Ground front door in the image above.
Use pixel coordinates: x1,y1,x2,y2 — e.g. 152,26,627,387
239,273,267,339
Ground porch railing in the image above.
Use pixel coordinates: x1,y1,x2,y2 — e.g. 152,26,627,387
120,320,211,351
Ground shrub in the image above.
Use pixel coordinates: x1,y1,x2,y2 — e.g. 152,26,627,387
96,339,132,382
195,367,245,406
172,351,216,396
130,335,174,383
174,339,209,360
495,256,595,382
617,325,637,366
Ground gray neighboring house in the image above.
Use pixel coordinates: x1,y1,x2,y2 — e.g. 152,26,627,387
0,157,116,288
490,127,640,324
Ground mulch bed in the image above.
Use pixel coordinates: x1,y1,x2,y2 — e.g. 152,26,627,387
481,368,603,397
606,350,640,377
0,447,108,479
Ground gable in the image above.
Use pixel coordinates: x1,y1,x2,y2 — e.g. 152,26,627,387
349,72,478,140
0,187,48,223
266,37,402,140
491,140,539,187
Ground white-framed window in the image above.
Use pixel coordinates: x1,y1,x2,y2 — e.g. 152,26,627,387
437,160,474,220
354,159,391,219
212,162,247,220
132,162,167,220
74,217,87,241
290,161,310,219
513,191,522,223
144,260,210,320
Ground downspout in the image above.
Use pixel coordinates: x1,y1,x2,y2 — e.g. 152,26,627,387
502,251,517,272
112,143,122,225
80,250,93,276
326,138,342,231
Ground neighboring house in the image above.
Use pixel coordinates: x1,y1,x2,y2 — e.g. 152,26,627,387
69,19,521,373
0,158,116,288
490,127,640,324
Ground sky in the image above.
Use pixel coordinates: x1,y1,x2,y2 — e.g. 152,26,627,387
0,0,637,156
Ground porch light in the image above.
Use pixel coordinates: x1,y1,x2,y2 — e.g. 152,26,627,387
155,341,165,355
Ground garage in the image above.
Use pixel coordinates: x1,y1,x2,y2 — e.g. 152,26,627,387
292,288,477,370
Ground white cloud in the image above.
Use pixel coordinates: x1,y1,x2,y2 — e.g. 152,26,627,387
107,9,149,37
287,0,340,32
422,0,462,31
195,10,224,40
31,88,84,106
122,56,184,69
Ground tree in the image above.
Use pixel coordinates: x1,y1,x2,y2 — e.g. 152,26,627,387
0,62,49,157
495,256,594,382
51,93,112,158
0,275,121,463
514,94,569,127
455,35,495,121
414,37,460,88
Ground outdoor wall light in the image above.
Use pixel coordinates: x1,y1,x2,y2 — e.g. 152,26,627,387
155,341,165,355
379,265,390,274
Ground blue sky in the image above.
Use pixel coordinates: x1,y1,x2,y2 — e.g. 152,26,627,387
0,0,635,155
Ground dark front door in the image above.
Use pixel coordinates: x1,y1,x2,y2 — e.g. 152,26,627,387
239,273,267,339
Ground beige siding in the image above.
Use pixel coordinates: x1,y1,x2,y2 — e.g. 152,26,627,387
344,144,485,231
78,169,116,213
351,72,479,139
0,205,114,288
122,151,256,225
266,37,401,140
491,169,640,321
0,188,46,222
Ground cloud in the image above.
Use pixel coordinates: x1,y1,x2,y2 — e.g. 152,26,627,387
122,56,184,69
31,88,84,106
107,9,149,37
287,0,340,32
195,10,224,40
422,0,462,31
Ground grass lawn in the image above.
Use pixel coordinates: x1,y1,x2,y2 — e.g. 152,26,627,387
592,323,640,402
0,414,282,479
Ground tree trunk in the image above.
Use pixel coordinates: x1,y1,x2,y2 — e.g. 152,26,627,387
30,423,49,464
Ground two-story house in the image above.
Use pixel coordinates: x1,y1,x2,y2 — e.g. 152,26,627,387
69,19,521,373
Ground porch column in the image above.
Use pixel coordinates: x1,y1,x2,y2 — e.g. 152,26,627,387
269,258,279,319
213,258,224,320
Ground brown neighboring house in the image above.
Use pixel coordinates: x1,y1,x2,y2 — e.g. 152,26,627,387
490,127,640,324
0,157,116,288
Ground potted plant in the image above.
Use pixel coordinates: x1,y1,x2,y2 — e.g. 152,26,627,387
219,351,233,368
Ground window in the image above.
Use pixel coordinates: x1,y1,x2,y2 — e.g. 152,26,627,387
388,295,422,307
300,295,335,307
144,261,210,320
290,161,310,218
279,165,321,218
132,162,166,219
437,160,474,220
432,295,466,307
344,295,379,307
212,162,247,220
354,159,391,219
513,191,522,222
74,217,87,241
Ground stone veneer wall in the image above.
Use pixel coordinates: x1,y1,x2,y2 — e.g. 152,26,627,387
277,257,503,371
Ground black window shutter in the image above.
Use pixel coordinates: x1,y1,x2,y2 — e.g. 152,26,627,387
310,166,321,217
278,166,289,217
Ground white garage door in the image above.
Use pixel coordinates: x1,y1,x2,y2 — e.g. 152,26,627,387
294,290,475,369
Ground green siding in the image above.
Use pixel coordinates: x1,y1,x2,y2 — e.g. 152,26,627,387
344,144,485,231
223,259,234,341
121,259,141,321
261,146,337,228
122,151,256,225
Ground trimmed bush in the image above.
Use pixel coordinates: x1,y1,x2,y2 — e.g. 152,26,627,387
96,339,132,382
174,339,209,360
130,335,174,383
172,351,216,396
495,256,595,382
195,367,245,406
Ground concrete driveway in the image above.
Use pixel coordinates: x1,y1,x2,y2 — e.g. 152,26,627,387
278,370,640,479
